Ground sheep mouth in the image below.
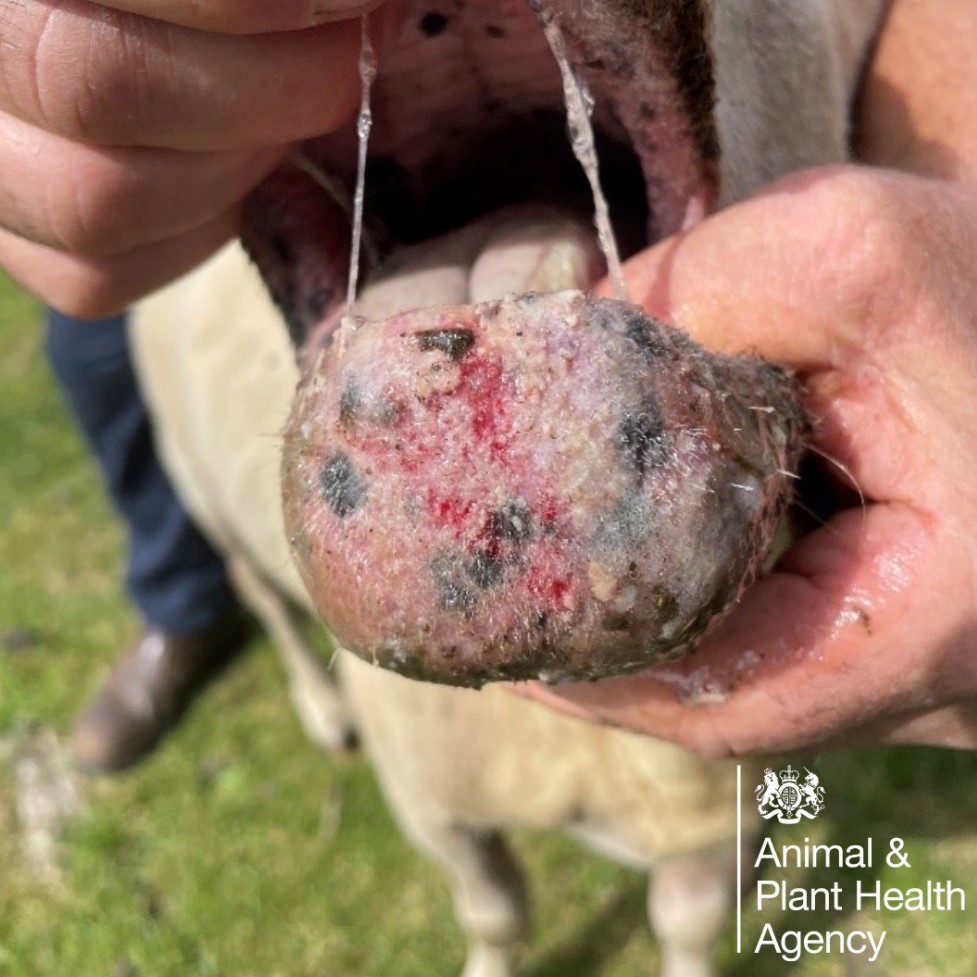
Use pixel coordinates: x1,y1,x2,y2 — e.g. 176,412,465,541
236,2,811,686
241,0,719,349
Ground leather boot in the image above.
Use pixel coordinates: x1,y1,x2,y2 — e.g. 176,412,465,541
71,613,249,772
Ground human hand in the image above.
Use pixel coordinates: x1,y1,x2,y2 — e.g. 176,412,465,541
519,164,977,755
0,0,392,314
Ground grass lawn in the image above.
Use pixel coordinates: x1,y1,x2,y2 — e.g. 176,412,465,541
2,268,977,977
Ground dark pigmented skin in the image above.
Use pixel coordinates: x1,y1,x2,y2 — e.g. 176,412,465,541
490,500,534,543
617,400,669,475
419,11,450,36
241,167,352,350
319,451,368,518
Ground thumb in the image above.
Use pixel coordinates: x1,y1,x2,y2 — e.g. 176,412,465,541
604,165,895,369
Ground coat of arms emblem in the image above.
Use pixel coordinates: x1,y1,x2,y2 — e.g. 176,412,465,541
755,765,825,823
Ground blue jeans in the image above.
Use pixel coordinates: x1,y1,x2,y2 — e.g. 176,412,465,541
45,309,236,634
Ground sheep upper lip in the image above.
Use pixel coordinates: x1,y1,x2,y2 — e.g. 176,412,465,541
241,0,718,346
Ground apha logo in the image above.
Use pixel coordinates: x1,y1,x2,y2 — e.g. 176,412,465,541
756,765,825,824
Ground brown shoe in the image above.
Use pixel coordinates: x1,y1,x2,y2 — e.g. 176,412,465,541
71,613,249,772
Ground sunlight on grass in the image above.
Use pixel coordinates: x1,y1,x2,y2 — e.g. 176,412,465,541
3,269,977,976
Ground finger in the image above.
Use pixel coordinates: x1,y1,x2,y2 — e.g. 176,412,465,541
524,500,967,757
0,208,241,316
0,111,285,256
517,686,977,754
0,0,394,150
610,166,977,505
89,0,385,34
863,702,977,750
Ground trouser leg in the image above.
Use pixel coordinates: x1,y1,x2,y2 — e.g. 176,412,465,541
44,308,236,634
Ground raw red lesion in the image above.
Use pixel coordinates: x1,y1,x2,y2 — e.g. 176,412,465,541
426,491,478,533
526,562,575,608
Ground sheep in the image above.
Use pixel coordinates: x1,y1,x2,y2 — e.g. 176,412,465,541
130,3,884,973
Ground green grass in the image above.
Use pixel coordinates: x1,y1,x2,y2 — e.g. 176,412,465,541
3,269,977,976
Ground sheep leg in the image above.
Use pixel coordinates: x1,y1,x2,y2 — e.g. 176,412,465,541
404,819,528,977
227,556,356,753
648,842,737,977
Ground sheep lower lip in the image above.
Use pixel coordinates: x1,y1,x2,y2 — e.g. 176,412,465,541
281,291,805,687
240,1,803,686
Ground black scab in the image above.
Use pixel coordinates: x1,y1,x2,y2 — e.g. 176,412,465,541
489,500,533,543
617,402,669,475
485,23,506,38
467,548,504,589
319,452,367,518
413,328,476,361
419,11,449,35
432,554,479,614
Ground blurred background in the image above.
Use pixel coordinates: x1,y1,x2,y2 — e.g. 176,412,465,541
3,269,977,977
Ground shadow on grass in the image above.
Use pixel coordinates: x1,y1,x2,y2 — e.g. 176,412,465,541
527,877,647,977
